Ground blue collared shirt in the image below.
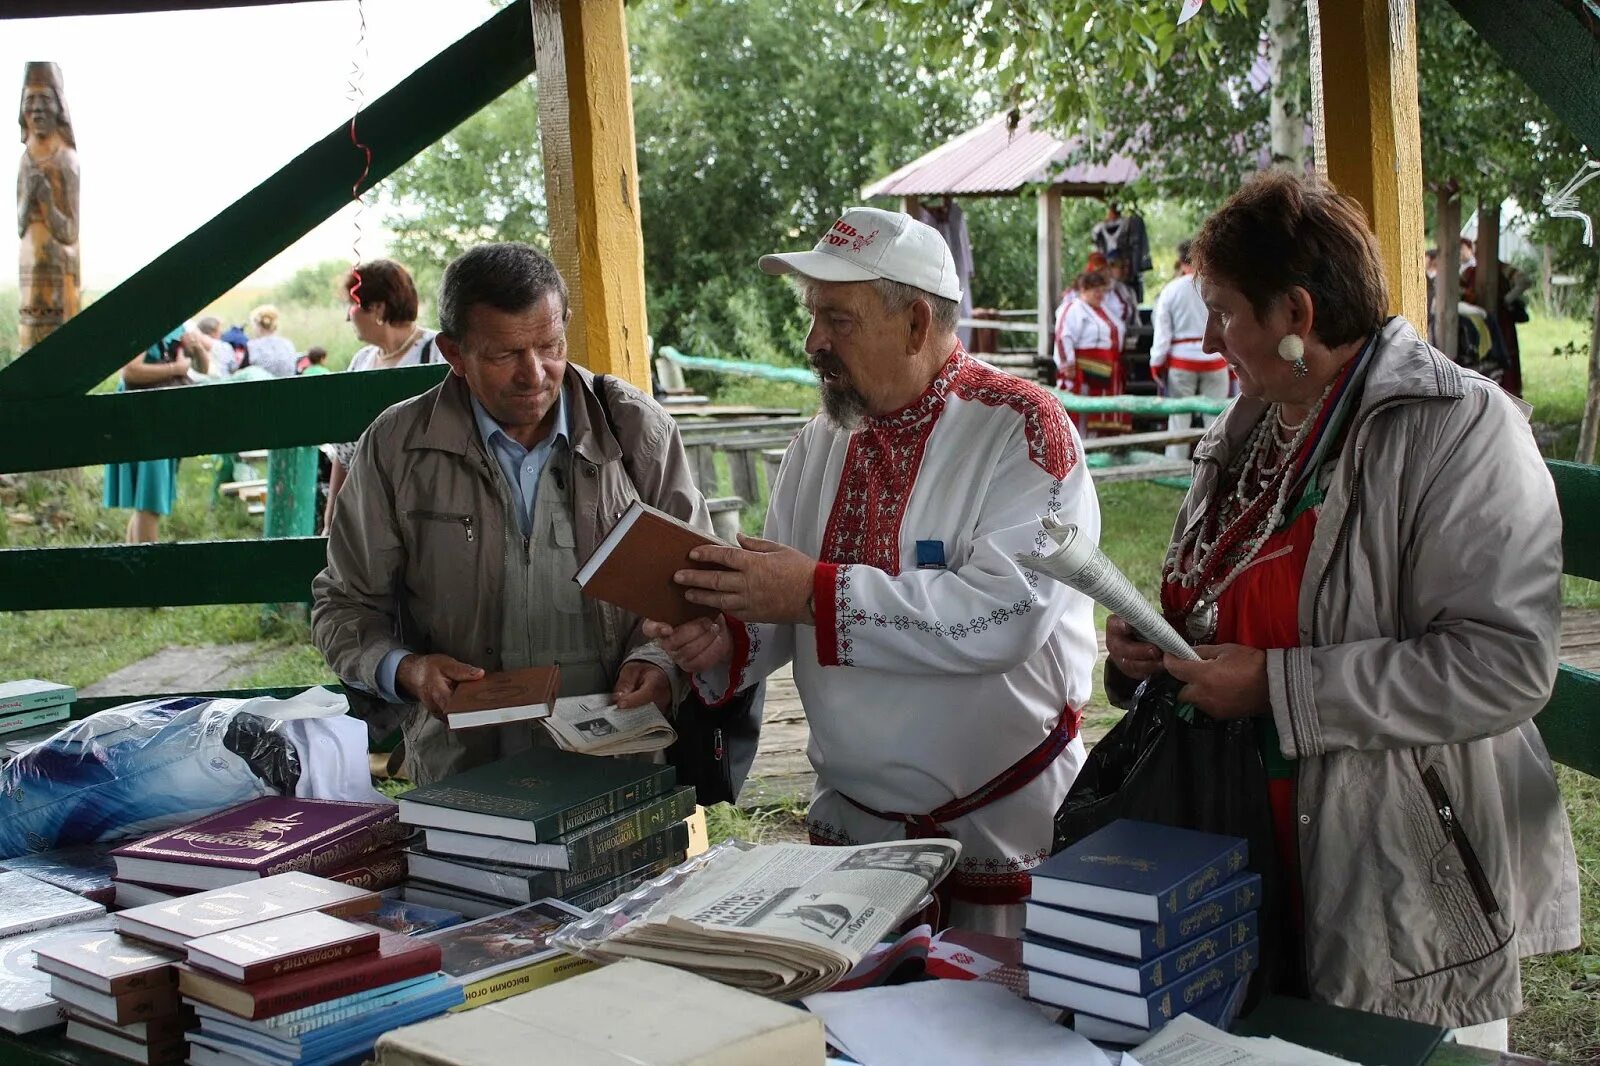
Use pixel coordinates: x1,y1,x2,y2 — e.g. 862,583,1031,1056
374,387,570,703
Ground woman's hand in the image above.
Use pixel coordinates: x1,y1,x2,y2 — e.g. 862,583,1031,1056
169,352,192,378
1106,614,1165,681
1164,644,1270,720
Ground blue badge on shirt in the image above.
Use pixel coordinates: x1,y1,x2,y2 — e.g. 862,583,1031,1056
916,540,947,570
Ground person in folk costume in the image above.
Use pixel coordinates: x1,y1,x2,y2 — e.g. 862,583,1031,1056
1056,269,1131,436
1050,251,1108,371
1151,239,1231,459
1102,249,1140,334
1104,171,1576,1045
644,207,1101,936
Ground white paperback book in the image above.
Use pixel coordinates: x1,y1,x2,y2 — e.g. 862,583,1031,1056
541,693,676,757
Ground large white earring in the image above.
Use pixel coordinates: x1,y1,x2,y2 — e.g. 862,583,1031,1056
1278,334,1307,377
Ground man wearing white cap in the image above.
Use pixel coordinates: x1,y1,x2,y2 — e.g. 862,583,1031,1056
644,207,1101,934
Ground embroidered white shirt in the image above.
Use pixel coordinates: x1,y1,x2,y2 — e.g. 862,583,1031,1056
694,348,1100,905
1151,273,1225,372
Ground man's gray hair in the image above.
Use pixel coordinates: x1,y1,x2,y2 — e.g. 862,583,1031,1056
792,275,958,332
438,242,569,341
196,316,222,337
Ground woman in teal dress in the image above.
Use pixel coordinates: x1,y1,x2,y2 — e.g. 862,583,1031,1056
103,326,206,542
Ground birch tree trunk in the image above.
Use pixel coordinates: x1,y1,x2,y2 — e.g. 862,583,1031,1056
1267,0,1303,170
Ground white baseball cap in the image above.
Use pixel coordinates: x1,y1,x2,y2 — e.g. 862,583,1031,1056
759,207,962,302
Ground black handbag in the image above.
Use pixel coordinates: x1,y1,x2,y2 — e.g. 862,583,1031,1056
1054,673,1294,1002
592,375,767,806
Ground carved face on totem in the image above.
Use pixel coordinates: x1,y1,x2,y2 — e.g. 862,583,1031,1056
21,88,59,141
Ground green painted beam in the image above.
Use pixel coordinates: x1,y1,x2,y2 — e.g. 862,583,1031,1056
0,366,446,474
0,538,327,611
1548,460,1600,583
71,685,343,718
1536,663,1600,779
0,0,533,402
1445,0,1600,150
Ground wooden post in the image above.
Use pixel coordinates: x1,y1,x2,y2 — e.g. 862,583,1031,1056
1308,0,1426,328
1475,197,1501,312
1037,187,1062,365
1577,286,1600,465
1433,184,1461,359
264,446,318,539
531,0,651,389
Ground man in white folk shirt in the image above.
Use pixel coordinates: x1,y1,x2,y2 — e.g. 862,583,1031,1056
1150,239,1230,459
643,208,1101,935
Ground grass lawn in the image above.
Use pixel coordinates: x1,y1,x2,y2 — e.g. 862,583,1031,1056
0,310,1596,1054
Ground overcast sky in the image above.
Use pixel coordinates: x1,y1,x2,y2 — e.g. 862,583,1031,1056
3,0,495,291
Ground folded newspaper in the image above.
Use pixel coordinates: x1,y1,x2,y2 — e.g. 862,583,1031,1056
1017,512,1199,661
551,839,961,999
542,694,677,756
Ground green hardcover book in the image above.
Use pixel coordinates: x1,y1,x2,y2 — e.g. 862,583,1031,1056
0,703,70,737
419,787,698,871
0,679,75,717
1231,995,1446,1066
407,822,692,904
396,746,676,843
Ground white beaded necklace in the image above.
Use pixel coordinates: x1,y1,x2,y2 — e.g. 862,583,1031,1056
1163,380,1336,641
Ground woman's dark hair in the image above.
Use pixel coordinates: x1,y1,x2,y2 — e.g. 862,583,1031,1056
1076,269,1110,292
1191,170,1387,347
342,259,419,323
305,346,327,364
438,243,569,342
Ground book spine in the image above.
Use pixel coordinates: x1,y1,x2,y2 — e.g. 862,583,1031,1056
532,823,688,897
324,849,407,892
1144,941,1259,1026
0,703,70,735
1171,841,1250,915
236,949,441,1020
544,767,676,838
0,688,73,716
1149,876,1260,956
1141,913,1259,993
258,816,407,878
237,936,377,983
559,790,697,871
558,853,682,911
453,954,597,1012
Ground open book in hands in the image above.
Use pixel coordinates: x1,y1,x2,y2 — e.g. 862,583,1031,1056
542,694,677,756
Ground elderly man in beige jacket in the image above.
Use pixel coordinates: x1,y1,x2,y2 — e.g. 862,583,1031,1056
312,243,709,784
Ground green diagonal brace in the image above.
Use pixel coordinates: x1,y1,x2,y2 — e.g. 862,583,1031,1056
1446,0,1600,152
0,0,534,401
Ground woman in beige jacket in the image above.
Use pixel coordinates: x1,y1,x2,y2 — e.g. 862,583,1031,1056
1106,171,1578,1041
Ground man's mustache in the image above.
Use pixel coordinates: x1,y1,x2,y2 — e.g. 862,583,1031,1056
809,353,846,378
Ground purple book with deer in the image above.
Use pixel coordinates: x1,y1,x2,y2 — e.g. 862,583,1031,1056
111,797,403,892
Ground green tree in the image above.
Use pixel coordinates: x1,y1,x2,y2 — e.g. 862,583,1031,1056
382,0,977,362
274,258,355,308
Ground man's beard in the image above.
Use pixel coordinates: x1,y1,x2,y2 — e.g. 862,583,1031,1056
811,354,867,431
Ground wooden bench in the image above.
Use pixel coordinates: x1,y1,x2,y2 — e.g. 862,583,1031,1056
217,478,269,516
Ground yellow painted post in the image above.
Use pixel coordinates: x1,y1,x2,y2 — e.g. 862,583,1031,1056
1307,0,1427,329
531,0,651,389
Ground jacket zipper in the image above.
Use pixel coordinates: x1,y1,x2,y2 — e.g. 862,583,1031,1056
1415,755,1500,916
404,510,475,543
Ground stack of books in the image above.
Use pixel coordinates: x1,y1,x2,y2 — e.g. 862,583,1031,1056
0,678,74,740
114,872,459,1066
34,929,188,1065
109,796,410,909
395,747,701,915
1021,820,1261,1049
0,871,109,1035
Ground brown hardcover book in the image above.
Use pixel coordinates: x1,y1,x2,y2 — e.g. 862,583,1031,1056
574,500,729,627
33,931,178,997
185,911,379,983
176,932,442,1020
445,665,562,730
48,975,183,1026
112,872,380,950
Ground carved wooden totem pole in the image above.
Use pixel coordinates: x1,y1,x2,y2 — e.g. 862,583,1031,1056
17,61,80,353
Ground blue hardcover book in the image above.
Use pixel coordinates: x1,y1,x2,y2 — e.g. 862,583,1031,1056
193,982,464,1064
1070,974,1250,1048
1023,911,1258,994
1025,871,1262,959
1027,938,1259,1028
1032,820,1249,921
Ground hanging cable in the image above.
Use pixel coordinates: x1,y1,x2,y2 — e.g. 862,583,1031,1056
345,0,372,304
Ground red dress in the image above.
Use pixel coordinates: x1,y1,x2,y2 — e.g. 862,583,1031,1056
1072,305,1131,435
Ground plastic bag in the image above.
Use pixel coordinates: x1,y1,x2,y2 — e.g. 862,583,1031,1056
0,688,370,860
551,840,751,962
1053,674,1291,1000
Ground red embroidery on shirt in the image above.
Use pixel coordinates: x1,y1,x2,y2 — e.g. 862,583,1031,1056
948,357,1077,481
